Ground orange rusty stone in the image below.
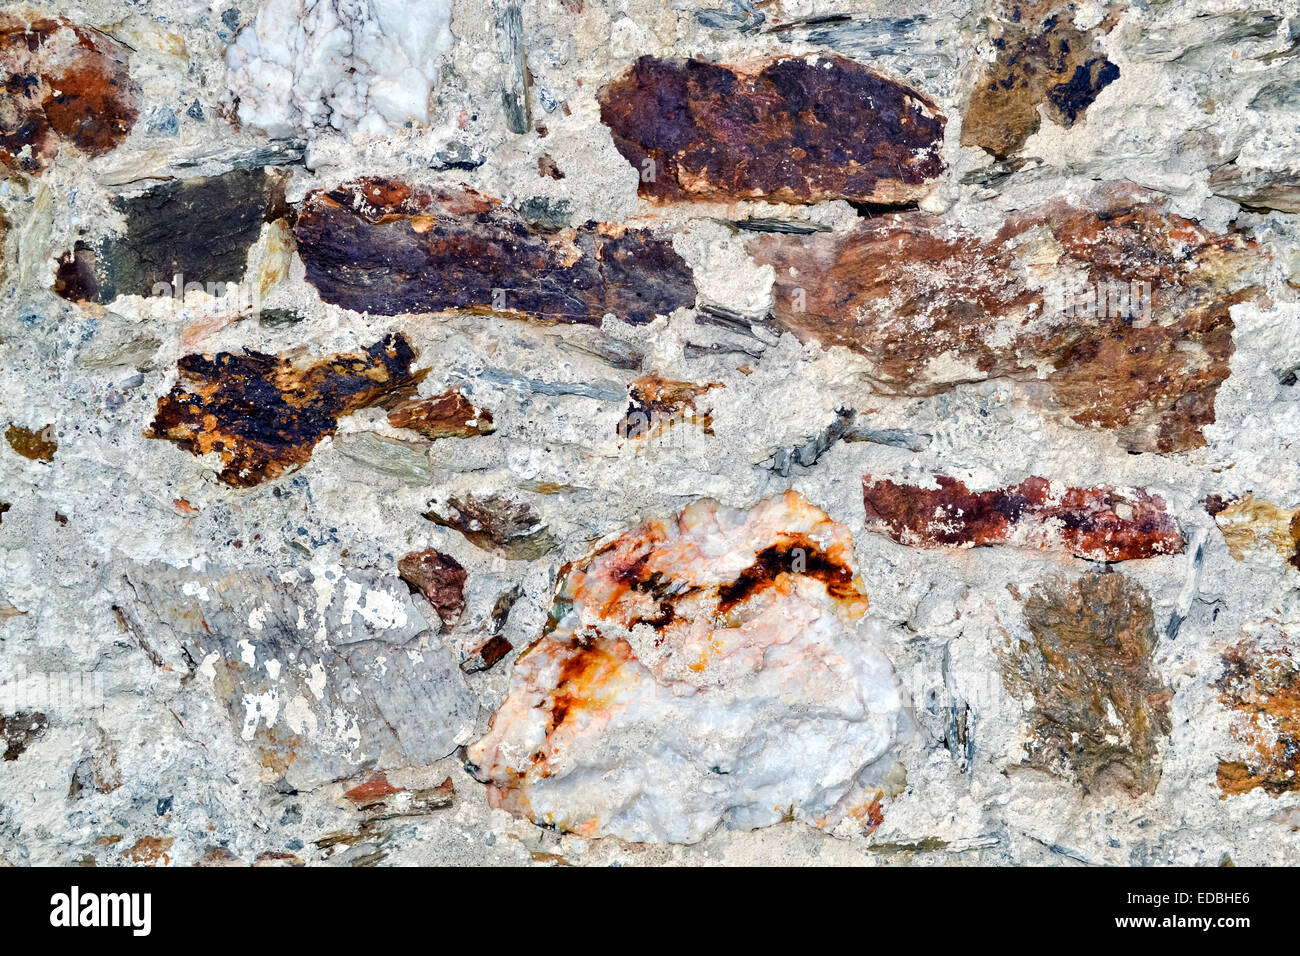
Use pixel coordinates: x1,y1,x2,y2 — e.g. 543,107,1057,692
961,1,1122,158
1216,625,1300,797
0,15,140,173
295,179,696,323
618,375,721,439
387,388,495,440
862,474,1184,562
599,53,945,205
345,772,405,804
750,184,1264,453
1206,493,1300,574
120,835,173,865
147,333,425,487
5,423,56,461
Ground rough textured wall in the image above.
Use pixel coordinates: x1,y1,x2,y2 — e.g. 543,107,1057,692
1,0,1299,866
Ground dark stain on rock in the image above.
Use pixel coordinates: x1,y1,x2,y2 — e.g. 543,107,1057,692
55,167,291,302
619,375,721,439
147,333,425,487
598,53,945,205
294,179,696,323
397,548,467,632
862,474,1183,561
750,184,1263,453
962,1,1121,157
1006,571,1171,795
5,423,57,461
1,711,47,760
716,534,858,614
0,15,140,172
462,635,513,673
1216,628,1300,797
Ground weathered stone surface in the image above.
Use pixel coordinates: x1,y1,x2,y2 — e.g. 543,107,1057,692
397,549,467,632
961,1,1121,157
423,493,555,560
387,388,494,439
749,185,1263,452
54,167,291,303
126,563,478,790
619,375,720,439
0,15,140,173
461,635,512,673
1216,624,1300,797
147,333,424,487
1006,572,1172,795
4,423,56,462
294,180,697,323
598,54,945,204
1207,494,1300,574
466,491,901,843
863,475,1183,561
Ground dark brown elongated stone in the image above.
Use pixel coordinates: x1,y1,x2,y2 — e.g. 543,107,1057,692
294,179,696,323
961,1,1121,158
862,475,1183,562
0,15,140,173
598,54,945,204
1006,572,1172,795
387,389,494,440
54,167,291,303
397,549,467,632
1216,624,1300,797
750,184,1263,453
147,333,425,487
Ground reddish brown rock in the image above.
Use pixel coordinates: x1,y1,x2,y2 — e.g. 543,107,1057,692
387,389,495,440
423,493,555,561
750,185,1263,453
397,549,467,632
462,635,513,673
5,423,56,462
0,15,140,173
294,180,696,323
1006,572,1172,794
961,1,1121,158
345,772,404,805
120,835,173,865
147,333,425,487
598,54,945,205
1216,625,1300,797
863,475,1182,561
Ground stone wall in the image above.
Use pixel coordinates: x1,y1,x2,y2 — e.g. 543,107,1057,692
1,0,1298,865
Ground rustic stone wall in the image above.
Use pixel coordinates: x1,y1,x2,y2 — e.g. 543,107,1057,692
1,0,1298,865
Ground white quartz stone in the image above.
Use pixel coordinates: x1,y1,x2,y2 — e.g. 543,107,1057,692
226,0,455,138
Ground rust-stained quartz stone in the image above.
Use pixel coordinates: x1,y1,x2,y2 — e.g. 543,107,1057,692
147,333,425,488
466,491,902,843
961,1,1121,158
294,179,697,323
750,185,1263,453
1006,571,1172,795
598,54,945,205
1206,494,1300,574
0,15,140,173
1216,624,1300,797
387,388,494,440
862,475,1183,562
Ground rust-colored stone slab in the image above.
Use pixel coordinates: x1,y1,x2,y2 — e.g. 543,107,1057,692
862,475,1182,562
751,185,1263,453
961,1,1121,158
1005,571,1171,795
1216,624,1300,797
147,334,425,487
0,15,140,173
294,179,696,323
598,54,945,204
388,388,494,439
